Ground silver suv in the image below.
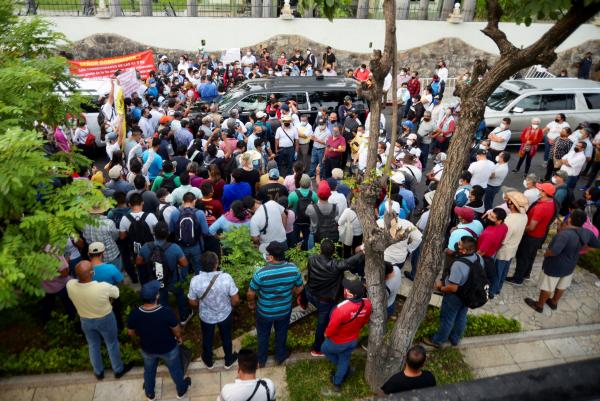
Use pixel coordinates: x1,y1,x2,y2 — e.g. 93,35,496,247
485,78,600,141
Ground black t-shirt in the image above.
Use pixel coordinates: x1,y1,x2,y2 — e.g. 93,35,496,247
381,370,436,394
127,305,178,354
237,168,261,196
257,183,289,203
323,52,336,66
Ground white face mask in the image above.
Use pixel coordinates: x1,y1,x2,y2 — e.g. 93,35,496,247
523,180,529,188
246,52,251,56
532,124,539,129
495,155,500,162
479,144,487,150
551,177,558,184
301,121,307,126
500,123,507,130
407,139,414,146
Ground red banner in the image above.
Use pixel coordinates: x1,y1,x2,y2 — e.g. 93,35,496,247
69,50,156,79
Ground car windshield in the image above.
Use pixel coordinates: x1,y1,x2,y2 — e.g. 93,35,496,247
218,89,245,111
487,86,519,111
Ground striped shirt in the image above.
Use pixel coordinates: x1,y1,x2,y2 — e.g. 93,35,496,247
250,262,303,319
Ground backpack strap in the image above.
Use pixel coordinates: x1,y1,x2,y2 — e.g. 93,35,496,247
199,273,220,301
244,379,271,401
341,299,365,326
460,226,479,239
259,204,269,235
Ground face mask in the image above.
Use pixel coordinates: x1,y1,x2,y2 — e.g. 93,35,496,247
407,139,414,146
555,118,560,123
360,68,365,72
523,180,528,188
326,68,331,71
424,117,431,121
532,124,539,129
575,148,581,153
495,155,500,162
246,52,251,56
479,144,487,150
180,59,184,63
333,132,339,137
301,121,307,126
551,177,558,184
395,146,401,152
433,100,439,105
268,71,274,75
283,122,291,127
500,123,506,130
295,54,300,57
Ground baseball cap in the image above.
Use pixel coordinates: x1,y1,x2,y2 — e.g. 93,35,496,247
281,115,292,122
536,182,556,197
454,206,475,223
88,242,105,254
402,120,414,130
326,177,338,190
280,104,290,111
266,241,287,260
553,170,568,181
106,132,117,142
140,280,161,302
391,171,405,185
108,165,122,180
256,111,267,119
268,168,280,179
407,133,418,141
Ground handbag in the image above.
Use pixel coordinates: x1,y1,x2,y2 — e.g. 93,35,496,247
339,216,356,246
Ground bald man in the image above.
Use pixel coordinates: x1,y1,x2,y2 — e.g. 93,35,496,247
66,260,132,380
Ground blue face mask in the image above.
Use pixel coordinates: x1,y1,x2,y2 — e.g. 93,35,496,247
433,100,440,105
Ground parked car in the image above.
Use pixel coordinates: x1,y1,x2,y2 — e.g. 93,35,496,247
64,78,106,146
210,76,368,124
485,78,600,140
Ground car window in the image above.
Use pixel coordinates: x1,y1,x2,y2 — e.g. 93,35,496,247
487,86,519,111
309,91,346,112
540,94,575,111
583,93,600,109
236,94,263,112
515,95,541,112
286,93,309,110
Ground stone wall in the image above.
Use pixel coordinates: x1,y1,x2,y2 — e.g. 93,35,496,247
70,33,599,79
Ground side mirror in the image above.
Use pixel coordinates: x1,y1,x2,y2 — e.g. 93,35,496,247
512,107,524,114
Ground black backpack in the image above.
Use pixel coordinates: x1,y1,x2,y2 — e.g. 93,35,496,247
455,256,490,309
159,174,177,193
295,190,314,226
147,241,174,288
125,212,155,255
177,207,201,247
314,204,339,243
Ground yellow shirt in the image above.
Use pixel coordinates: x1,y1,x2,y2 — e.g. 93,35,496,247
259,174,284,188
66,279,119,319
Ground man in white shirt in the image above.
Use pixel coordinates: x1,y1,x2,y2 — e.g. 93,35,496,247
296,114,313,172
484,151,510,210
309,118,331,178
249,198,287,255
241,49,257,76
275,115,299,177
468,149,495,189
327,178,347,218
138,107,154,139
560,141,587,189
487,117,512,159
149,101,164,133
218,348,276,401
543,113,570,163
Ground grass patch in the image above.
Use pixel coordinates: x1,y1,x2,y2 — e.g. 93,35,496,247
286,349,472,401
579,249,600,277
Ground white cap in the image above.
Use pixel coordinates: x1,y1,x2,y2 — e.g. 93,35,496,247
409,147,422,158
407,133,418,140
256,111,266,119
391,171,405,184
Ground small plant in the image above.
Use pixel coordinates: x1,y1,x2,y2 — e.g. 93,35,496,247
579,249,600,278
285,243,320,273
220,226,264,294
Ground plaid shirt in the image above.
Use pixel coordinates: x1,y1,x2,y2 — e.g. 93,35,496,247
82,216,120,262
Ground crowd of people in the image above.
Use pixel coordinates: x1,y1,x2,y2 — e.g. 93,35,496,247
39,47,600,399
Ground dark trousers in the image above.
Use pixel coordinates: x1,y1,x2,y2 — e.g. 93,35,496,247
515,152,534,175
200,312,234,367
419,143,430,169
277,147,295,177
256,312,291,366
40,287,76,323
342,234,363,259
295,223,311,251
513,234,545,282
116,239,137,283
323,156,342,179
484,185,501,211
306,290,336,352
544,158,557,181
586,161,600,187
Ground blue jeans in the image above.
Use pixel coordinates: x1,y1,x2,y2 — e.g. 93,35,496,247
80,312,124,376
256,312,291,366
306,290,336,352
309,147,325,178
431,293,468,346
278,147,295,177
419,143,430,169
492,259,511,295
484,185,501,211
141,345,187,398
386,302,396,320
200,312,234,367
160,282,190,323
322,339,357,385
543,136,550,162
566,175,579,189
182,244,202,275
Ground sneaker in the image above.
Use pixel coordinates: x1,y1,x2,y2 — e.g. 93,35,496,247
545,299,558,310
505,277,523,286
146,395,156,401
94,371,104,381
310,350,325,357
276,350,292,366
524,297,543,313
511,169,518,173
224,353,238,370
114,362,133,379
176,377,192,399
421,337,440,349
202,358,214,370
180,311,193,326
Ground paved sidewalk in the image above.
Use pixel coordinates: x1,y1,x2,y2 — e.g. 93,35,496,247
0,364,289,401
401,252,600,330
459,324,600,379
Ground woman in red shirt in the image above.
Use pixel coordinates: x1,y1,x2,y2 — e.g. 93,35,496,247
513,117,544,175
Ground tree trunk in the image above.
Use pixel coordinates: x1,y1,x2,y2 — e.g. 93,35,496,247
418,0,428,20
396,0,409,19
463,0,476,22
356,0,369,19
109,0,121,16
139,0,152,16
252,0,262,17
439,0,453,20
187,0,198,16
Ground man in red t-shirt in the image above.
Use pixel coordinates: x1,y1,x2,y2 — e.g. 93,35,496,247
323,127,346,179
477,208,508,257
353,64,371,81
507,183,557,285
322,273,372,392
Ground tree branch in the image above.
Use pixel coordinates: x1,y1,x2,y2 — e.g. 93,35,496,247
480,0,519,57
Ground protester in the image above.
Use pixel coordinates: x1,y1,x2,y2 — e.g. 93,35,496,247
218,348,276,401
380,345,436,395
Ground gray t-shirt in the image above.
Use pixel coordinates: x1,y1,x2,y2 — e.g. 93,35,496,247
417,119,436,144
306,202,337,233
446,253,483,286
250,200,286,254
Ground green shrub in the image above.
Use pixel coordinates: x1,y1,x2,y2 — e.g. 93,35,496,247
579,249,600,277
285,243,320,273
220,226,264,294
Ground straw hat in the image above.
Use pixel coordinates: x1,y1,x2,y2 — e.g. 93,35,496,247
505,191,529,213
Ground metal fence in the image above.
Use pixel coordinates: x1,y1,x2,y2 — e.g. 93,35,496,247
14,0,448,18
